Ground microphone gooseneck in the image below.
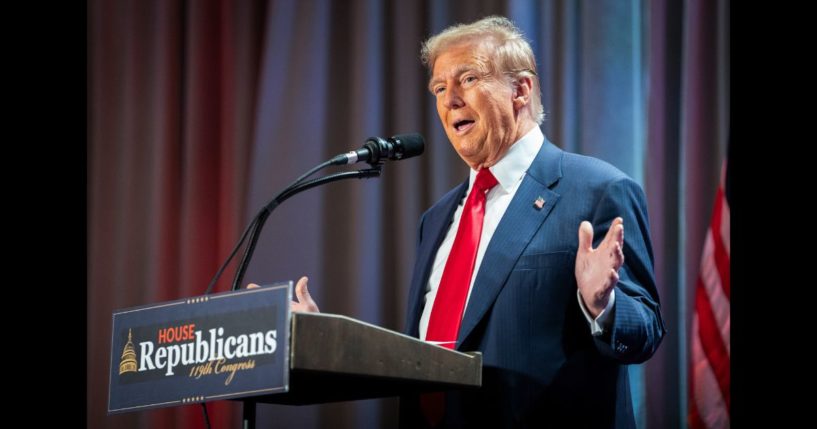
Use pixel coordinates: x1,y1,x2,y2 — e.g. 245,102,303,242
203,133,425,295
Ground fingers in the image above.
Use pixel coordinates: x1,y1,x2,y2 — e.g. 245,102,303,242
578,221,594,252
295,276,311,303
613,242,624,270
579,218,623,251
293,276,319,313
250,278,319,312
611,218,624,269
615,217,624,247
578,218,624,273
603,217,623,246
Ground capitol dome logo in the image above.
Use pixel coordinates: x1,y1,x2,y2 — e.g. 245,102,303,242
119,329,137,375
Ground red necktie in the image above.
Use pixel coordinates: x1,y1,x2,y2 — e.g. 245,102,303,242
421,168,497,426
426,168,498,347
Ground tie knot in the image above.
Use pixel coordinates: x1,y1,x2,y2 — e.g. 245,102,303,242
474,168,498,193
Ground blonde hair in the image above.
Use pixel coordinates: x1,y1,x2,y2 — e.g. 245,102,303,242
421,16,544,125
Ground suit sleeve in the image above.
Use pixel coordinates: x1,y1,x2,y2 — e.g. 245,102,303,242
589,176,666,363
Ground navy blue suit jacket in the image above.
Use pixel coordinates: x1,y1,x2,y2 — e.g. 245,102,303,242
400,137,665,428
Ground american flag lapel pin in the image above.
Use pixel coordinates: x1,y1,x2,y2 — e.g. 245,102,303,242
534,196,545,210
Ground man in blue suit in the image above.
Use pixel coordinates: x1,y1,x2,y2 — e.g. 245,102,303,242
393,16,666,428
288,15,665,429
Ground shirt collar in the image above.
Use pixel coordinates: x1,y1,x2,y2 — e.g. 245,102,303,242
469,126,544,194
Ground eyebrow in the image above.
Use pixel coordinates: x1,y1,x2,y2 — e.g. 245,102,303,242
428,64,478,92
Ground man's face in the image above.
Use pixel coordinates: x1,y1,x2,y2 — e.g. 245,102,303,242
429,41,523,170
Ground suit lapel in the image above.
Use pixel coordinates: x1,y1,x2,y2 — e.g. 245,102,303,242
457,141,564,347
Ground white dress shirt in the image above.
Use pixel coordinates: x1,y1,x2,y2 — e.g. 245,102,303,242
419,127,615,341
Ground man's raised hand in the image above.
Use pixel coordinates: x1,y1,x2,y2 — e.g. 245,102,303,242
575,217,624,318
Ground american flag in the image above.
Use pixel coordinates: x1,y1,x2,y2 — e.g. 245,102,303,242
689,158,731,428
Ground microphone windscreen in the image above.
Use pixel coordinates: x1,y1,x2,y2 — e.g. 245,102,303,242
391,133,425,159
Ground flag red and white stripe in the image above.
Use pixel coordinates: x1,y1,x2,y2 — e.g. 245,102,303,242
689,160,730,428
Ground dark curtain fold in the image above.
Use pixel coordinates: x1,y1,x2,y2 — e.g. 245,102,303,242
88,1,729,428
88,0,266,427
645,0,729,427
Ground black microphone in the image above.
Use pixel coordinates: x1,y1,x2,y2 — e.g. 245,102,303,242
330,133,425,165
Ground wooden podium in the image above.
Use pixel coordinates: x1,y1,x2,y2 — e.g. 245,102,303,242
240,312,482,427
262,312,482,404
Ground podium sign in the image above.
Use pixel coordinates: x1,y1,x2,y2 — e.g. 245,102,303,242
108,282,292,414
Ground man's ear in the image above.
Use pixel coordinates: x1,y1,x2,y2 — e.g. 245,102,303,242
512,75,533,111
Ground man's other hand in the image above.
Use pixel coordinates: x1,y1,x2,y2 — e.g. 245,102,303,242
247,276,320,313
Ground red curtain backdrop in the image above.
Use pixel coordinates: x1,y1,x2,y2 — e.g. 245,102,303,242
88,1,266,427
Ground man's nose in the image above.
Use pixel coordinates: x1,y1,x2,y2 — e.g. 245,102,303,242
443,86,464,109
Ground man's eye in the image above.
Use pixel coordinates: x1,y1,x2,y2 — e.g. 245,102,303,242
463,75,477,84
434,87,446,95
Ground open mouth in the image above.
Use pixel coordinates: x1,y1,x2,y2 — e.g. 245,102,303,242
453,119,475,134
